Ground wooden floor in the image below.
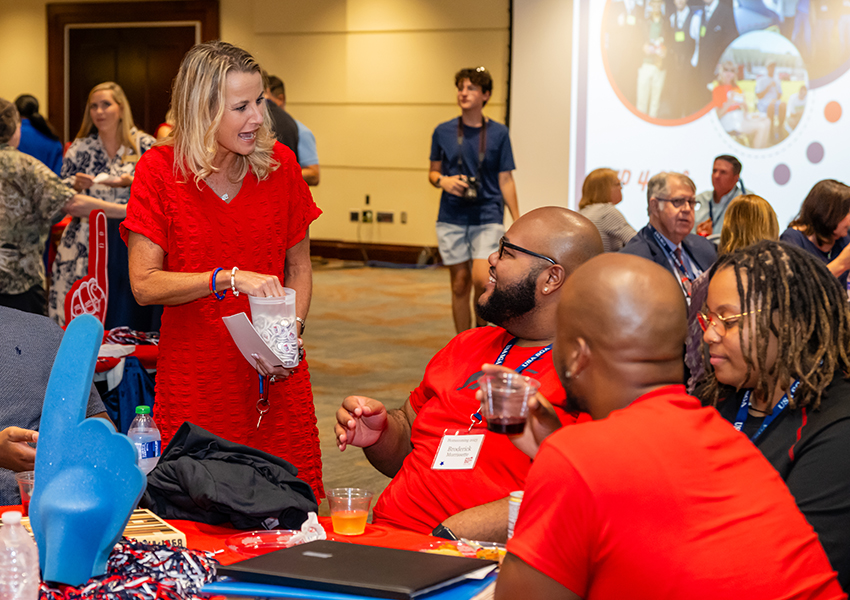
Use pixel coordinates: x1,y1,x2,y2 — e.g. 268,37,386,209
308,260,456,515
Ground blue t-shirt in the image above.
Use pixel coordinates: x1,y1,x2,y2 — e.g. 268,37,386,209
780,227,850,289
295,119,318,167
429,117,515,226
17,119,63,176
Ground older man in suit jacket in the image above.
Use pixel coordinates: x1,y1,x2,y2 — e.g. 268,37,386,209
620,172,717,304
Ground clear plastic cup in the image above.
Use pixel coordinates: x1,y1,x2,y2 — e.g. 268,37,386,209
326,488,373,536
249,289,299,368
14,471,34,517
477,372,541,434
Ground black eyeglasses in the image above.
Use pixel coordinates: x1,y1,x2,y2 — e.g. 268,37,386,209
656,196,701,210
498,237,557,265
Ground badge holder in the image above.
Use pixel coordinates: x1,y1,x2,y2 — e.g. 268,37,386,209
431,411,486,471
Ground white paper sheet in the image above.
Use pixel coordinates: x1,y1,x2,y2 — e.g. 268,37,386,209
222,312,283,368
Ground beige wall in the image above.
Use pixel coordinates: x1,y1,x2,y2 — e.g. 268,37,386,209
0,1,50,107
0,0,511,247
222,0,511,246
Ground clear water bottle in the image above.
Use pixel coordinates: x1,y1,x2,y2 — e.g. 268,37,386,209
128,405,161,475
0,510,40,600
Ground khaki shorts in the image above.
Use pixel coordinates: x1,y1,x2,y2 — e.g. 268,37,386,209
436,222,504,266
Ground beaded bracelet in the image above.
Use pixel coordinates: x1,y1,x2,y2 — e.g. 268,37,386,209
210,267,226,300
231,266,240,297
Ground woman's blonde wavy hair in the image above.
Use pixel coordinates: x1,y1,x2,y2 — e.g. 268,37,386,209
717,194,779,255
76,82,142,156
165,40,278,184
579,168,620,209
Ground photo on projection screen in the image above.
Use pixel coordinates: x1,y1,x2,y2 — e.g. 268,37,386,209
570,0,850,230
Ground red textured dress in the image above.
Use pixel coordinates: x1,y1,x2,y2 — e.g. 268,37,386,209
120,143,324,499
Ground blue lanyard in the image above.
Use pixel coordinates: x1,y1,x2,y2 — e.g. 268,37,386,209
649,227,694,299
470,337,551,431
709,180,744,224
734,380,800,441
495,337,552,373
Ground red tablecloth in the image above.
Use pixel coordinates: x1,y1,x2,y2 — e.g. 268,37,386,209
174,517,439,566
1,505,439,567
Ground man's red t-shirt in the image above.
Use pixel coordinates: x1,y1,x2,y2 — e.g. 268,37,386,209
507,386,845,600
372,326,580,534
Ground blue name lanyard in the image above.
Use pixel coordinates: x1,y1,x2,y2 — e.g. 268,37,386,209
468,337,552,431
734,380,800,441
495,337,552,373
709,180,744,224
649,226,694,281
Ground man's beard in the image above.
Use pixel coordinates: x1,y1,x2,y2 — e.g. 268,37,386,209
475,272,538,328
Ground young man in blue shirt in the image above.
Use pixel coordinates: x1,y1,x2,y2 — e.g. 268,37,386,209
429,67,519,333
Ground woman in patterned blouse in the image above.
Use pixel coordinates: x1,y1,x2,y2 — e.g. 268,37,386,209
49,82,159,330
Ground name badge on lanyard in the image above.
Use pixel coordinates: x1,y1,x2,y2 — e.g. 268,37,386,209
432,434,485,470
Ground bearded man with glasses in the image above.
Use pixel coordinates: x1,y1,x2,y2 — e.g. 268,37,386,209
621,171,717,304
334,208,603,542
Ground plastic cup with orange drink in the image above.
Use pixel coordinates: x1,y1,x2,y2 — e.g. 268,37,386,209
327,488,373,536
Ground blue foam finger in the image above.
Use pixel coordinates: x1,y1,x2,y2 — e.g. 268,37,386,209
29,314,146,585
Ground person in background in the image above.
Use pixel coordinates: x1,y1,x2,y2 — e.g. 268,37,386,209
605,0,645,107
50,82,158,331
667,0,697,117
578,168,636,252
154,107,175,142
266,74,320,186
429,67,519,333
694,154,753,238
636,0,668,118
690,0,739,102
122,41,324,500
0,98,128,316
698,241,850,589
685,194,779,391
710,63,771,150
495,253,845,600
261,72,299,163
755,61,787,142
620,171,717,304
781,179,850,289
786,84,808,132
14,94,63,176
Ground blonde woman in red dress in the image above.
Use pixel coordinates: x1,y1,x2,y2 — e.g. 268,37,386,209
121,41,323,499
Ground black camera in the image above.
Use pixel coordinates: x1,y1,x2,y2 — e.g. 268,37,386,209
459,175,480,200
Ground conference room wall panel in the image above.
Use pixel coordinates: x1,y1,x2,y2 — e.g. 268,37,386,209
252,0,507,34
226,0,511,247
308,167,441,246
284,104,510,170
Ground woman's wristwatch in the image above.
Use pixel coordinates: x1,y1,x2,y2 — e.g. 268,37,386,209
296,317,306,335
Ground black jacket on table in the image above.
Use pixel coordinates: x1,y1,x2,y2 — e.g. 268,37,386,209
141,422,318,530
619,225,717,277
716,375,850,590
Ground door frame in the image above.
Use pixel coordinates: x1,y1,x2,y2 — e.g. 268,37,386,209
47,0,220,142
